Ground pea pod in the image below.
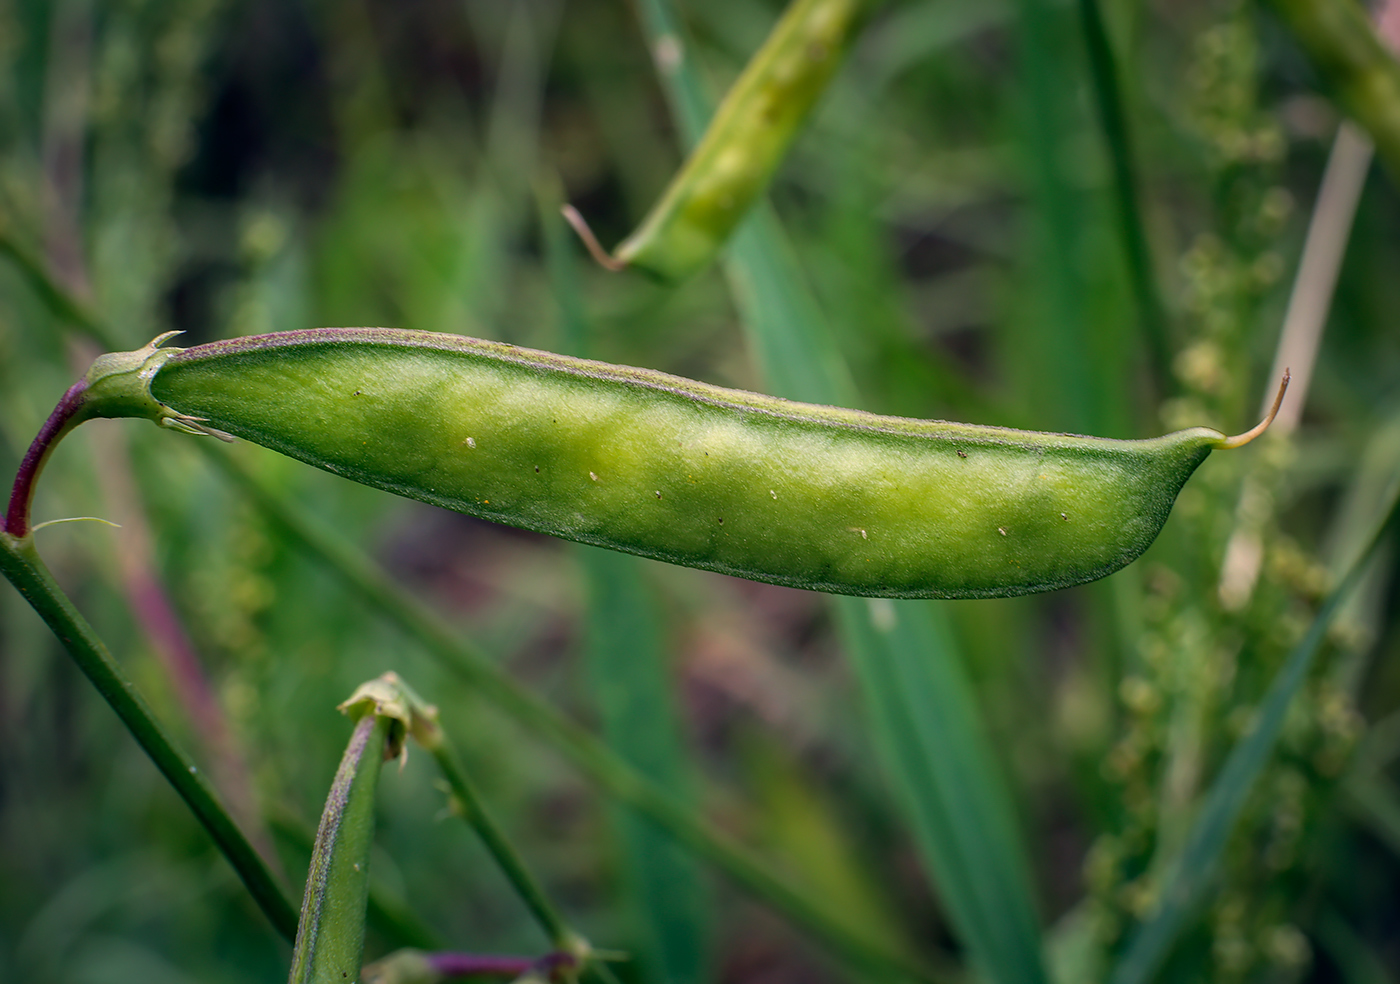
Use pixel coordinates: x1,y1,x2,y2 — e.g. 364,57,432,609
565,0,873,282
42,329,1283,600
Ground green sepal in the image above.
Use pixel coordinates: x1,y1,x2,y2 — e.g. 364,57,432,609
80,332,230,439
338,671,443,760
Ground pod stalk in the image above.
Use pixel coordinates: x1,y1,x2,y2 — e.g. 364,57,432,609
5,379,90,539
560,205,627,272
1214,370,1291,450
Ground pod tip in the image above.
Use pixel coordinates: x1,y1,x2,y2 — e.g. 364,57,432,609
560,205,627,272
1215,368,1290,450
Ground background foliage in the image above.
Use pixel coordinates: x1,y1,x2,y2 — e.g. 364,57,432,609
1,0,1399,981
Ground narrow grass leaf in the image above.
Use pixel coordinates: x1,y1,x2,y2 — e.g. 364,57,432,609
1075,0,1171,389
837,596,1048,984
1342,775,1400,859
1010,0,1103,436
581,546,711,984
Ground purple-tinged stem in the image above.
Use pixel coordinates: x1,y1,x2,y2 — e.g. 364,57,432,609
425,950,576,980
4,379,89,539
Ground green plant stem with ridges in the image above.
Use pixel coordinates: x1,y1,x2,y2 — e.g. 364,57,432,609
198,442,941,984
425,728,577,952
0,531,299,942
1260,0,1400,178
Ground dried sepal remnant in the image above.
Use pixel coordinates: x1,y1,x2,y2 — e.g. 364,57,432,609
289,681,407,984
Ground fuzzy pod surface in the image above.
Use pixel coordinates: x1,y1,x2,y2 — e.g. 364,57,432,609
78,328,1258,599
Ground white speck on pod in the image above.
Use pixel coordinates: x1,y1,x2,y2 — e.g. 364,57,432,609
464,437,476,448
998,527,1008,536
589,471,599,481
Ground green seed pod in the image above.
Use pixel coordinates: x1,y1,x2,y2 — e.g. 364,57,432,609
566,0,872,282
289,684,404,984
78,328,1283,600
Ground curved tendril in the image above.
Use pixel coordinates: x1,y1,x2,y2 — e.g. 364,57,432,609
560,205,627,272
1215,370,1291,450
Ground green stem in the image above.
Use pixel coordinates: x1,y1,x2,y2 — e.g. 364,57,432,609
0,531,299,941
200,442,938,984
360,670,581,954
426,733,576,952
4,379,90,538
1076,0,1171,391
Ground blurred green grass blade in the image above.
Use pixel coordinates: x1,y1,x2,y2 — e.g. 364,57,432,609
837,596,1048,984
1010,0,1100,436
1342,774,1400,858
0,534,301,944
1109,483,1400,984
1075,0,1170,391
633,0,721,151
857,0,1010,90
725,205,857,406
631,5,1049,981
1316,908,1398,984
581,546,711,984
